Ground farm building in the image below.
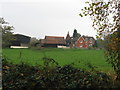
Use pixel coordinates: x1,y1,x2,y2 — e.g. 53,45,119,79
11,34,31,48
40,34,95,48
75,36,95,48
65,32,95,48
40,36,66,48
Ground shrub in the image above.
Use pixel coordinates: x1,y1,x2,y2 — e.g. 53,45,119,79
2,58,119,89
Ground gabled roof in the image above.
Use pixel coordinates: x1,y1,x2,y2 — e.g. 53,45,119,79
14,34,31,38
13,34,31,44
40,36,66,44
81,36,95,41
75,35,95,43
82,35,95,40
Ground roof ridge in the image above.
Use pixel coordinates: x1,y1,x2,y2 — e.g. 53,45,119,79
45,36,64,38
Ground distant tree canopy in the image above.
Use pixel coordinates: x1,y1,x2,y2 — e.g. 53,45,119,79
0,17,15,47
30,37,39,47
73,29,77,38
80,0,120,80
72,29,81,44
93,39,103,48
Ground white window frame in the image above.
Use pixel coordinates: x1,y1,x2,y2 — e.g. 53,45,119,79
89,44,92,46
80,40,83,43
80,45,82,47
90,38,93,43
85,38,88,42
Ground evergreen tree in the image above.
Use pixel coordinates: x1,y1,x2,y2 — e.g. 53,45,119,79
73,29,78,38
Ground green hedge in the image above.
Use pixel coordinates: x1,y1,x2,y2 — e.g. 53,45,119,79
2,58,119,89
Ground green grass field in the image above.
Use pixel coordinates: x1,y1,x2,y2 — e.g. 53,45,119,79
2,48,113,72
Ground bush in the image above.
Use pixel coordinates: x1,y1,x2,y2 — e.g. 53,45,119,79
2,58,119,89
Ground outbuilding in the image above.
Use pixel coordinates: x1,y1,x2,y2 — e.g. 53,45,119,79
40,36,66,48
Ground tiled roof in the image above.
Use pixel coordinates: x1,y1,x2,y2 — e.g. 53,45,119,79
40,36,66,44
82,36,95,40
14,34,31,38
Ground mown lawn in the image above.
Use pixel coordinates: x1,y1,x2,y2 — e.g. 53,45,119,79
2,48,113,72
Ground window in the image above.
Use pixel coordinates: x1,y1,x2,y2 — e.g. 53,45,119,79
90,38,93,43
85,38,88,42
80,40,82,43
89,44,92,46
80,45,82,47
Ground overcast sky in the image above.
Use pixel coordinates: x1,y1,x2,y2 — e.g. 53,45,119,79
0,0,97,39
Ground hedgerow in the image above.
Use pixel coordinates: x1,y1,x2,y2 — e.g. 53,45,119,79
2,57,120,89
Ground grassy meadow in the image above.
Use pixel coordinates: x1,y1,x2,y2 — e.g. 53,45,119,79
2,48,113,72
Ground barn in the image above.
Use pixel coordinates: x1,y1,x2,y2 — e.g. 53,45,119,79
11,34,31,48
40,36,66,48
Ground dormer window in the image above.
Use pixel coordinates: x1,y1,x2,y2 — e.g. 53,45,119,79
90,38,93,43
85,38,88,42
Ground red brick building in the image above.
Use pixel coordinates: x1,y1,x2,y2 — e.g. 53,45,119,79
75,36,95,48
